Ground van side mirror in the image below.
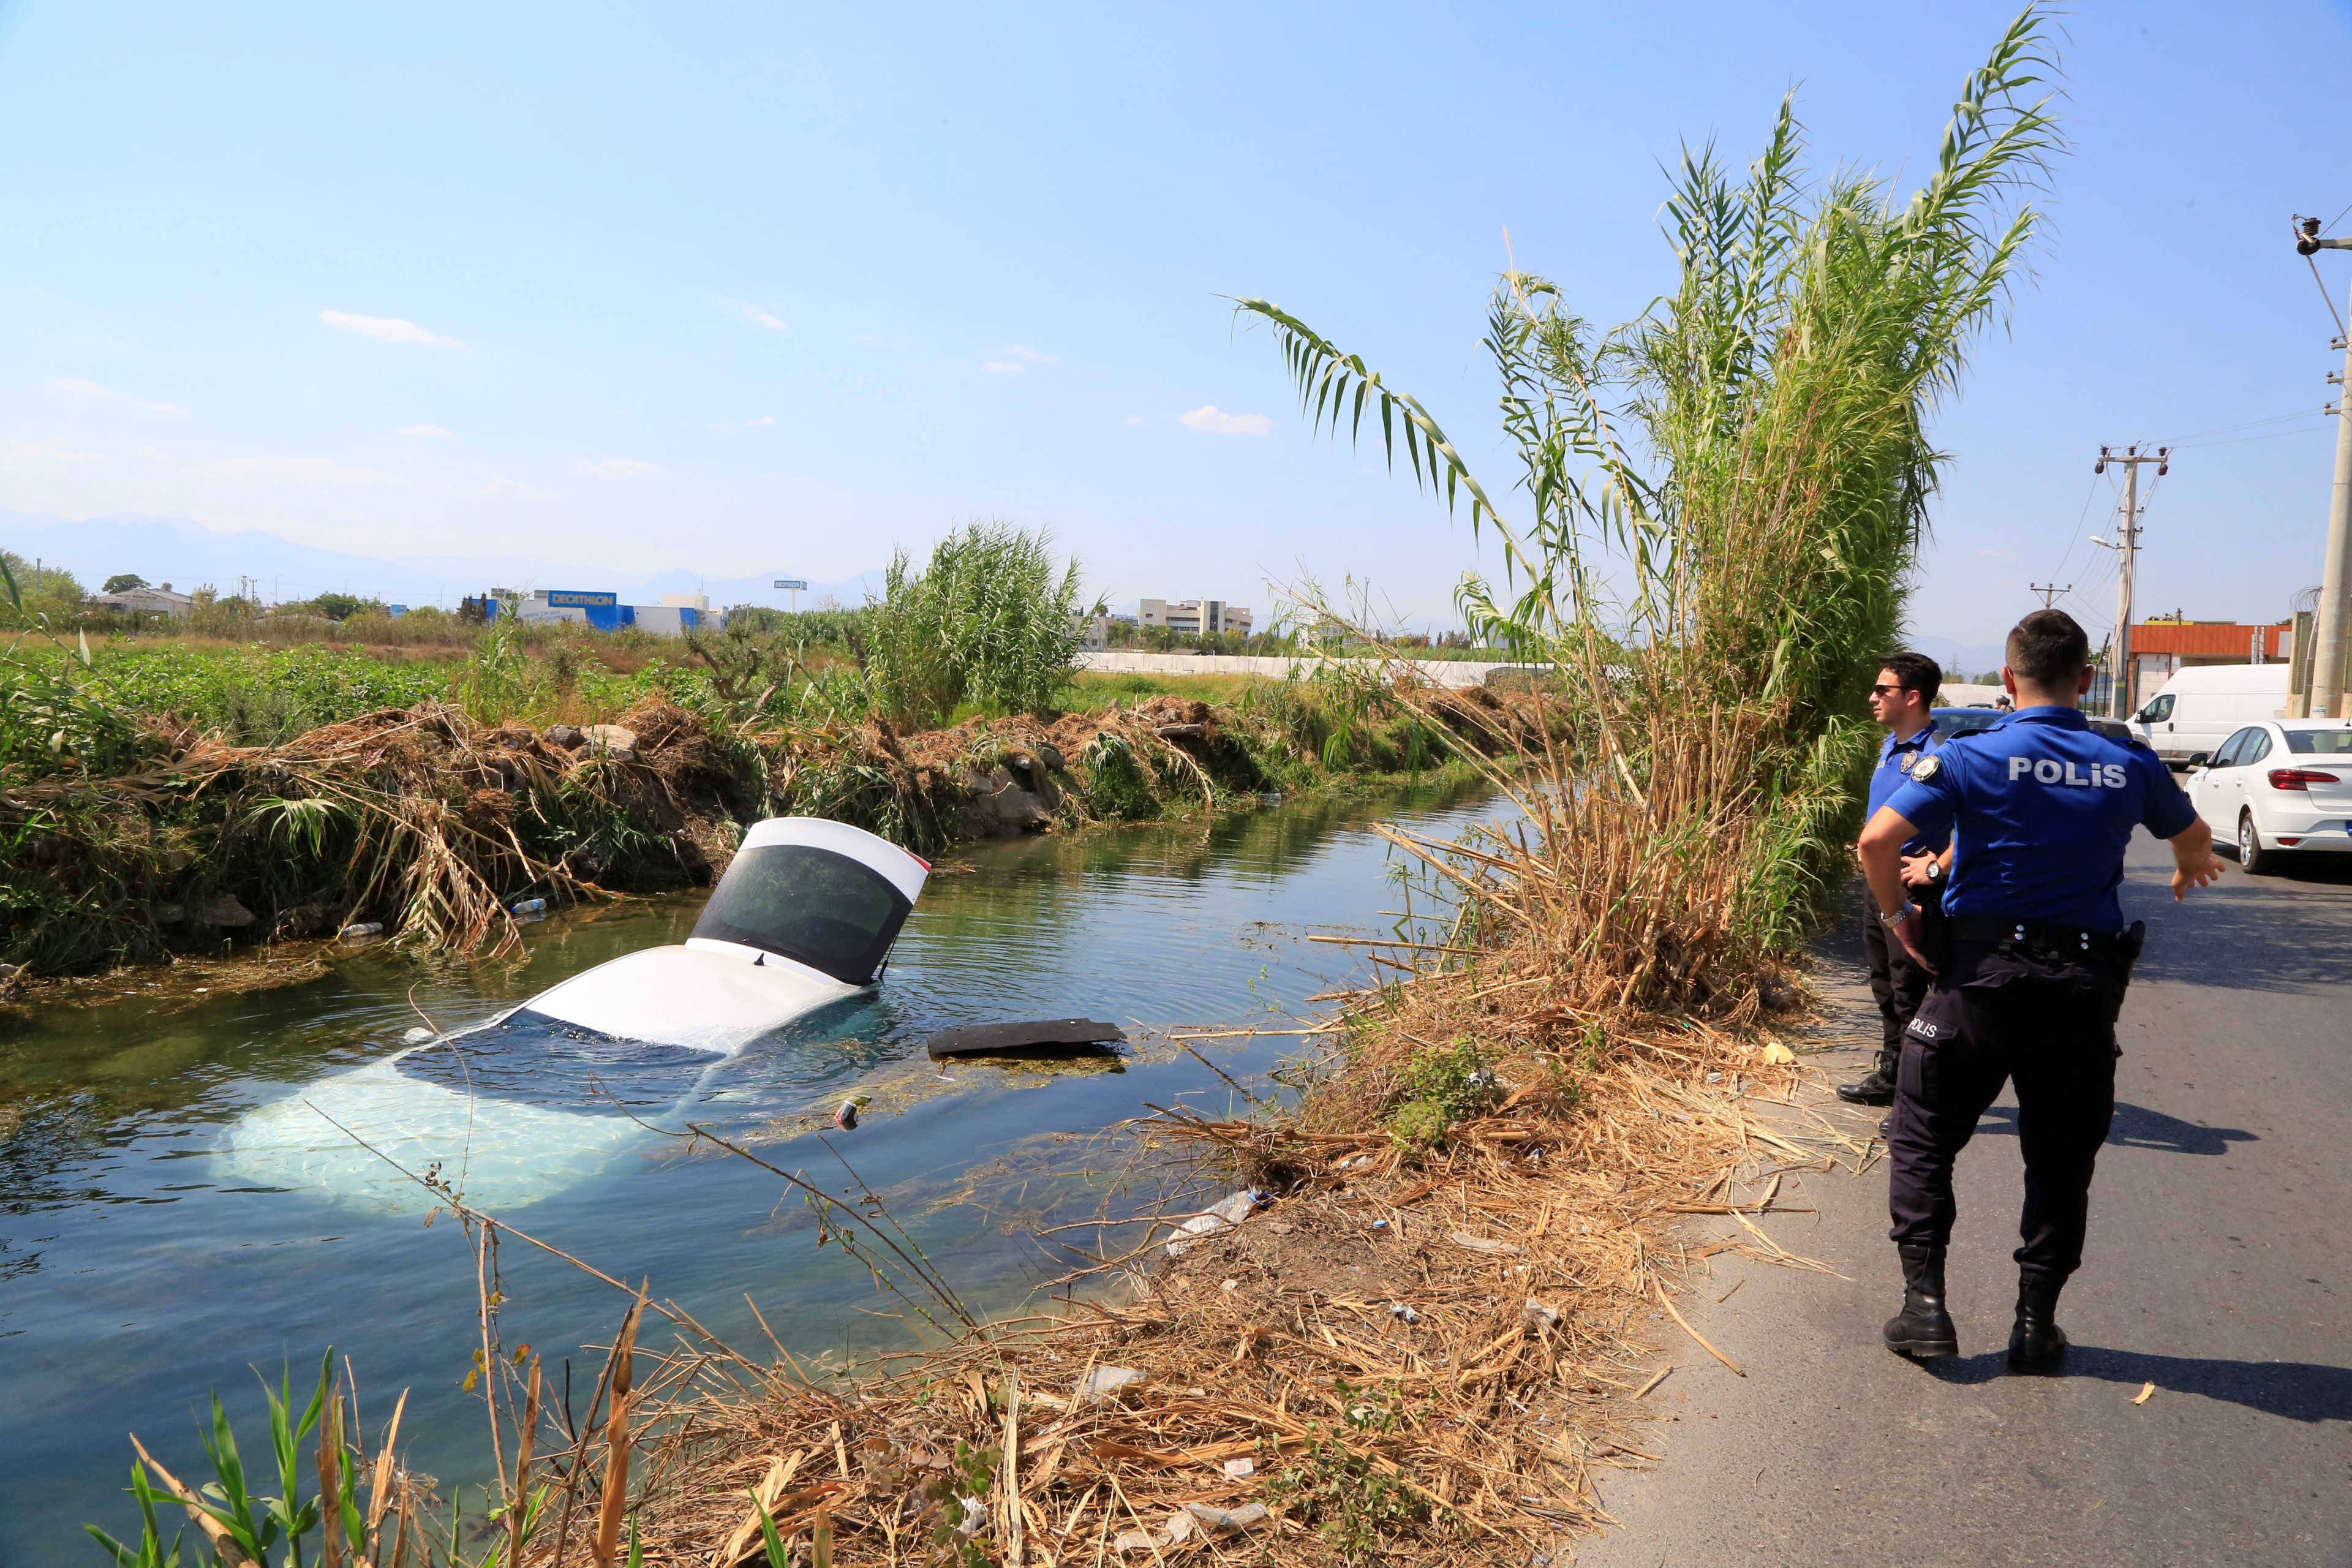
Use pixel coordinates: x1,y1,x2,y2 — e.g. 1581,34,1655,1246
2184,752,2211,770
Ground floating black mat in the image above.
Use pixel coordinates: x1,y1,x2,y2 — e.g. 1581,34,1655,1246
926,1018,1127,1058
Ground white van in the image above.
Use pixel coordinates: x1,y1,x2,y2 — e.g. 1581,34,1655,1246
2129,665,2291,766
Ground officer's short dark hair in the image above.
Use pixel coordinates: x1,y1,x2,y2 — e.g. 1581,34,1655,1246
2006,609,2090,684
1877,651,1942,701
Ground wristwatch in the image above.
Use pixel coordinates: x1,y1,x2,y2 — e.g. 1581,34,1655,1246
1880,902,1915,927
1924,859,1945,883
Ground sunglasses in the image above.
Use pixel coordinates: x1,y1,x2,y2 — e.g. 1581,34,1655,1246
1869,683,1908,697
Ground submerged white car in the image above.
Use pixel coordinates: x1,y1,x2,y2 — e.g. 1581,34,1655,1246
514,816,929,1050
2184,719,2352,874
216,817,930,1210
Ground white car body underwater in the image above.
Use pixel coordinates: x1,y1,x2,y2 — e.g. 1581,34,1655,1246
216,818,930,1212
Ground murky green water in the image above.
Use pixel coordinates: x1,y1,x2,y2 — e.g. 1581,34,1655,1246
0,780,1501,1561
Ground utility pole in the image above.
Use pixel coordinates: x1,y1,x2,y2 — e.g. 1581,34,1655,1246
2294,216,2352,715
2090,445,2167,718
2030,582,2071,609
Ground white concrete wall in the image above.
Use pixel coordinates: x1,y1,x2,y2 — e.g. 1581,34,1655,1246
1074,650,1544,690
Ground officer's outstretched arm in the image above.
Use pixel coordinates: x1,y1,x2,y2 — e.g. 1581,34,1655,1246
2165,816,2225,901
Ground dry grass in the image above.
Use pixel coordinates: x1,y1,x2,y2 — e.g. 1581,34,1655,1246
478,957,1854,1568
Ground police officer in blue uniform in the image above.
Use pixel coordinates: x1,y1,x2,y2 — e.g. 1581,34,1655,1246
1839,651,1951,1107
1857,610,2223,1372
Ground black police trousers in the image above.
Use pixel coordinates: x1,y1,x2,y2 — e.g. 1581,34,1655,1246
1886,937,2125,1278
1861,884,1942,1053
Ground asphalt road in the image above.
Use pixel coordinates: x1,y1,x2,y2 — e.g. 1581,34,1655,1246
1578,832,2352,1568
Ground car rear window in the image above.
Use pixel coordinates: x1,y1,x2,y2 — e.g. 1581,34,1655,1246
691,844,912,985
2285,730,2352,755
1933,709,2002,736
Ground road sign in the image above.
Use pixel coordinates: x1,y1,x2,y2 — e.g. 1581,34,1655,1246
774,579,809,591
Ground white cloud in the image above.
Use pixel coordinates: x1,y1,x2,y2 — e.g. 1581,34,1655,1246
144,401,190,415
1123,414,1145,427
0,437,103,467
53,378,108,397
748,414,775,426
135,445,170,461
577,458,665,478
472,473,558,499
320,309,466,347
401,423,456,439
181,454,396,485
733,301,789,332
1973,546,2017,560
1178,404,1273,437
985,344,1057,374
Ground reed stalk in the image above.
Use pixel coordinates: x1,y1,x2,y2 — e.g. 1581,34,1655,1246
506,1358,541,1568
590,1295,646,1568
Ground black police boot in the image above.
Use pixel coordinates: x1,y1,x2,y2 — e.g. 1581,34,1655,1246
1882,1243,1959,1359
2007,1268,2069,1375
1837,1047,1900,1107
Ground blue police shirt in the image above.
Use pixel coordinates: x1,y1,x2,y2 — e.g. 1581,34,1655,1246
1867,721,1949,857
1883,705,2196,930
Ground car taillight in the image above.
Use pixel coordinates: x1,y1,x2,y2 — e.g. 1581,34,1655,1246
2267,769,2342,791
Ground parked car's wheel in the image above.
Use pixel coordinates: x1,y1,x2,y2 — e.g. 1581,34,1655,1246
2239,810,2278,875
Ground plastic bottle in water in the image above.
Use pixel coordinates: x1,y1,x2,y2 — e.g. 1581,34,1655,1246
511,898,548,914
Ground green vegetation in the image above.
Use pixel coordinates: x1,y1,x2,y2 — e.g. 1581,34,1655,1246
1242,5,2059,988
85,1348,548,1568
1,549,88,630
1382,1036,1501,1150
864,521,1088,728
1270,1381,1434,1563
1,530,1539,979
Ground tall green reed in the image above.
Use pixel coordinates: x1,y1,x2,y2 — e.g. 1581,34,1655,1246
1237,5,2062,979
865,522,1087,729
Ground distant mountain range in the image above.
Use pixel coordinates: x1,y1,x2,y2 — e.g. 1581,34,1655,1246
0,507,885,611
1907,634,2007,682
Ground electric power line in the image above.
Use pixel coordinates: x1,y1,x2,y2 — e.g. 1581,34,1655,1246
2167,421,2334,453
2157,406,2335,446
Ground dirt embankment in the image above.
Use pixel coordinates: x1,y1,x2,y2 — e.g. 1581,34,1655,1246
0,684,1555,997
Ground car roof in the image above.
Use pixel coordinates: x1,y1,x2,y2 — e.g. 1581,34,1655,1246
739,816,930,902
2275,717,2352,729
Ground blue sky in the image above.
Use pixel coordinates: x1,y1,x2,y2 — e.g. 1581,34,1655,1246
4,1,2350,650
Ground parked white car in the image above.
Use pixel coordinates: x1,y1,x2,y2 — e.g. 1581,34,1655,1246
2183,719,2352,873
2130,665,2291,767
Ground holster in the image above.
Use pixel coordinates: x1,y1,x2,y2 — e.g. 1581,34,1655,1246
2116,919,2147,989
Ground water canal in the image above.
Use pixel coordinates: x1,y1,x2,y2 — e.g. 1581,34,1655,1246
0,779,1502,1560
